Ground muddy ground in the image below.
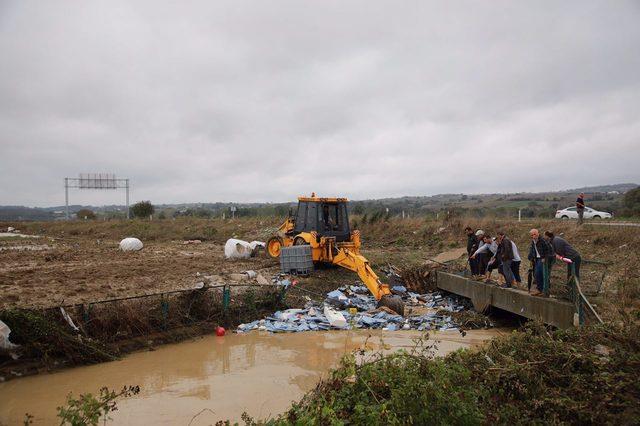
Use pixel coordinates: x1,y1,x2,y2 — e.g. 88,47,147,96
1,217,639,321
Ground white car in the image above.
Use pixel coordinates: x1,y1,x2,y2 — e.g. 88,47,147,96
555,206,612,220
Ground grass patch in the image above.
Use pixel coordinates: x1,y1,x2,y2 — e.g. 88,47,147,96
262,323,640,425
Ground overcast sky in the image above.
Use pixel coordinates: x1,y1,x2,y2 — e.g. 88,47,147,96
1,1,639,207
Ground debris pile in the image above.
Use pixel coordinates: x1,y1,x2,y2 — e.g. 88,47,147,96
237,285,473,334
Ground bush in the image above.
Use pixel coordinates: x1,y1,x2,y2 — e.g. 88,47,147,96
130,201,155,219
623,188,640,215
270,323,640,425
76,209,96,220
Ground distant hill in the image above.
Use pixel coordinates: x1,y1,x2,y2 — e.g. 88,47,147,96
0,183,637,221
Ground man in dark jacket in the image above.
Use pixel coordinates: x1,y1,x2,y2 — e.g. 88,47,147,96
527,229,553,296
496,231,515,288
544,231,582,280
465,227,479,275
576,193,586,226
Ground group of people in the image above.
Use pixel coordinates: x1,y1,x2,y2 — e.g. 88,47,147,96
465,226,582,297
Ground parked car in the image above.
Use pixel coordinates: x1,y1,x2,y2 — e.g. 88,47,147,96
555,206,612,219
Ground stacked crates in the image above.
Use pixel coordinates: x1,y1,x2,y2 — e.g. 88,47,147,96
280,245,314,275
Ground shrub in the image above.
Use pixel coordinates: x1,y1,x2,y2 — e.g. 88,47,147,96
76,209,96,220
130,201,155,219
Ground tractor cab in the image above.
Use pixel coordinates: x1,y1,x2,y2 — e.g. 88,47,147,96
292,197,351,242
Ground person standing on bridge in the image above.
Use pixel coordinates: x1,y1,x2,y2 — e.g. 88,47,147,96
472,233,498,282
544,231,582,281
576,192,586,226
465,227,480,275
527,229,553,296
496,231,516,288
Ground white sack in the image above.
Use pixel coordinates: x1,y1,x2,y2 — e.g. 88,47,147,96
0,320,19,351
119,237,143,251
324,305,348,328
224,239,264,259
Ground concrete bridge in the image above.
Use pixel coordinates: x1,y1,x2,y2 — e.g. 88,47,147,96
436,271,577,329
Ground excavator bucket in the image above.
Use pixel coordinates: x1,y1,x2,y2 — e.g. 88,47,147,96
377,295,405,316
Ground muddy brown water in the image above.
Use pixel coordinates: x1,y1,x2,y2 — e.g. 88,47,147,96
0,329,504,425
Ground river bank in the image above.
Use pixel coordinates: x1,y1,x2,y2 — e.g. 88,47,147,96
0,328,503,425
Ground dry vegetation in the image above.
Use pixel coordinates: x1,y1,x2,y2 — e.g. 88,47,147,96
1,216,638,319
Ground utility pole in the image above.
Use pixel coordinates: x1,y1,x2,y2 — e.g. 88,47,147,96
65,178,69,220
125,179,130,219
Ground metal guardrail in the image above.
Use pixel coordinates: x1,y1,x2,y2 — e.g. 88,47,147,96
568,264,603,326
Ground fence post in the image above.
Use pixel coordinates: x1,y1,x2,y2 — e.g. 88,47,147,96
223,285,231,311
161,295,169,330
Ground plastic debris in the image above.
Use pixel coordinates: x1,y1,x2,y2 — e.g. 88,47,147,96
236,284,473,334
324,305,347,328
60,307,79,332
119,237,143,252
0,320,19,351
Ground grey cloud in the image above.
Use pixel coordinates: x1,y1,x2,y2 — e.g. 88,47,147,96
0,1,639,206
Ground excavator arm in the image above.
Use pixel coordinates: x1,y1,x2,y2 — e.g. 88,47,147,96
332,248,405,315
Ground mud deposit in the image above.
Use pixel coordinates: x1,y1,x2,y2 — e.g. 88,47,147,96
0,329,503,424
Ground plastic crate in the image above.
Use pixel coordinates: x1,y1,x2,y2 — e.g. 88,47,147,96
280,245,314,275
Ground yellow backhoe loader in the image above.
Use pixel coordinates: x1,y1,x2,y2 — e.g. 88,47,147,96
266,194,404,315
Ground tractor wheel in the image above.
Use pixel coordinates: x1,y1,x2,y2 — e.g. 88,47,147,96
293,236,308,245
378,295,405,316
266,236,284,259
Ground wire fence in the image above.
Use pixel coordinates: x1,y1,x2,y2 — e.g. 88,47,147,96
16,284,284,343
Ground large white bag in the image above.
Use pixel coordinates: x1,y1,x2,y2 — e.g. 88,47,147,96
224,239,265,259
0,320,19,351
119,237,143,251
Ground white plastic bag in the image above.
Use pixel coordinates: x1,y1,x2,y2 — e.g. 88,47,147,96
0,320,19,351
119,237,143,252
324,305,347,328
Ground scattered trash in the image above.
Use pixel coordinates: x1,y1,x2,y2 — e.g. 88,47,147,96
7,227,15,233
215,326,226,337
237,285,474,334
324,305,348,328
119,237,143,252
256,274,270,285
183,239,202,245
244,270,258,279
60,307,80,332
224,239,265,259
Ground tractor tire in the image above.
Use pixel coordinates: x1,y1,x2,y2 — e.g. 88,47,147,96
378,295,405,316
266,236,284,259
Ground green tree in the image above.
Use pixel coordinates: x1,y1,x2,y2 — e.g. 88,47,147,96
623,187,640,215
76,209,96,220
130,201,155,219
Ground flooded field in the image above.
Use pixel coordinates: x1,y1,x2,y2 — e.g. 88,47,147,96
0,328,504,425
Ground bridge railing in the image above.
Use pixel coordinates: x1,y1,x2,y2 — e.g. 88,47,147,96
568,263,603,326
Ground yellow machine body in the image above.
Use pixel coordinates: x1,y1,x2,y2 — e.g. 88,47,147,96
267,195,394,302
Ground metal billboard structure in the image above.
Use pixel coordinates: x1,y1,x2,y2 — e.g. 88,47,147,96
64,174,130,219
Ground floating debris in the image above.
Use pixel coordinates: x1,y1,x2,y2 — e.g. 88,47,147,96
237,285,476,334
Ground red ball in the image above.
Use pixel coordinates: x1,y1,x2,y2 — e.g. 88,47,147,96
215,326,226,336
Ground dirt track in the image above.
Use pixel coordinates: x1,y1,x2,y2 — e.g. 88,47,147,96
0,237,280,309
